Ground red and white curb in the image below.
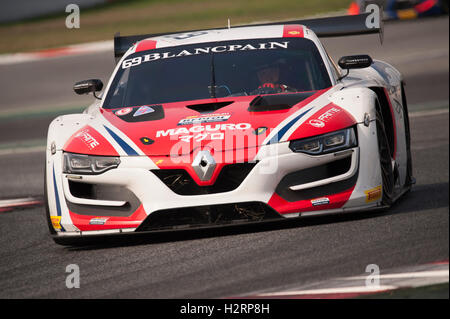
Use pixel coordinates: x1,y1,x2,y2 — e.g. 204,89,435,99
0,40,112,65
0,197,43,212
235,261,449,299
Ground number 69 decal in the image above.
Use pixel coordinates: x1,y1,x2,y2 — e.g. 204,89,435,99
164,31,209,40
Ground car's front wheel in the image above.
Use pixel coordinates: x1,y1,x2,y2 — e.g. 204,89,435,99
375,108,394,206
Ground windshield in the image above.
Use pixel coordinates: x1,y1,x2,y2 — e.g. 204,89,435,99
103,38,331,109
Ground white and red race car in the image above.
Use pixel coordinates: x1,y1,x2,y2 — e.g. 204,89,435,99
45,14,414,244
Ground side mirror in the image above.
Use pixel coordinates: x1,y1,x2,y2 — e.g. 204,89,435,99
338,55,373,70
73,79,103,95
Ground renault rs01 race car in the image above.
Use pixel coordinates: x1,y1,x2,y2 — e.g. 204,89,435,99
45,13,414,245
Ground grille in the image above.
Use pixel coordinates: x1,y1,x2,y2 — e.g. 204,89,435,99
136,202,281,231
151,162,257,195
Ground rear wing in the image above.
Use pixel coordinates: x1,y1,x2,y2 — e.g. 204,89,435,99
114,12,383,63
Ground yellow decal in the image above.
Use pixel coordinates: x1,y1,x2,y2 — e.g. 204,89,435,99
288,31,301,35
51,216,62,230
155,159,164,165
397,9,418,20
365,185,382,203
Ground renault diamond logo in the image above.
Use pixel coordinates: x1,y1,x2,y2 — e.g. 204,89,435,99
192,150,216,181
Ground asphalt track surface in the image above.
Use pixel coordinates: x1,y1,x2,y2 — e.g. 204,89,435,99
0,16,448,298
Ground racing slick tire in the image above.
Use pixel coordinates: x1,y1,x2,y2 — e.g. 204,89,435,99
375,106,395,206
401,84,414,189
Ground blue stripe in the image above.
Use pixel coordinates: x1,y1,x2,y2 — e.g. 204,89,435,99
52,165,65,232
104,125,139,156
266,108,312,145
52,165,61,216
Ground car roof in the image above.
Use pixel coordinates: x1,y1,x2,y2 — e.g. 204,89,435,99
125,24,319,56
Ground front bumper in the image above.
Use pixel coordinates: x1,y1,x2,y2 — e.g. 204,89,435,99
47,123,383,237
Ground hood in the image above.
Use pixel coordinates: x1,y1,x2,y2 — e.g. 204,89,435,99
70,88,356,158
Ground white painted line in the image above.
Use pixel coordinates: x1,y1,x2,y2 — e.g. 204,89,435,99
256,285,396,297
0,197,42,209
241,262,449,299
344,270,449,280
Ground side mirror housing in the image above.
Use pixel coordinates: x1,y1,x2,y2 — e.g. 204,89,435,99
338,55,373,70
73,79,103,95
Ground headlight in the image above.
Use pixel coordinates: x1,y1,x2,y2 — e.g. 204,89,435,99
63,153,120,175
289,127,357,155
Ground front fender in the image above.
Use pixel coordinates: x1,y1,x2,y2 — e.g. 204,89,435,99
329,87,378,124
46,114,94,153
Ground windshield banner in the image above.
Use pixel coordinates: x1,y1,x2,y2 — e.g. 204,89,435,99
122,41,290,69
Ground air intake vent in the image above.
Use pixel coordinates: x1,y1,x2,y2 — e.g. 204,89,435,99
186,101,233,113
136,202,282,231
275,156,356,202
248,92,316,112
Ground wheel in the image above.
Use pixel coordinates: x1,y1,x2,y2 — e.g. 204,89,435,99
401,84,414,187
375,107,395,206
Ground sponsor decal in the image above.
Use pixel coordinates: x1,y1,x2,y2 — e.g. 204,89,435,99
179,133,224,143
51,216,62,230
156,123,252,142
122,41,290,69
288,31,301,35
365,185,382,203
253,127,268,135
115,107,133,116
140,137,154,145
309,119,325,128
89,217,108,225
155,160,164,165
177,113,231,126
134,105,155,117
75,129,100,150
309,107,342,127
311,197,330,206
113,105,164,123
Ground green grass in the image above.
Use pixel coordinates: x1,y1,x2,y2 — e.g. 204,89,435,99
0,0,352,54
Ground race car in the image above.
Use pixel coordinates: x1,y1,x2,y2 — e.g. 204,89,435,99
45,13,414,245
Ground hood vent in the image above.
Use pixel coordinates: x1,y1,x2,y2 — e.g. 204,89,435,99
186,101,233,113
248,92,316,112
